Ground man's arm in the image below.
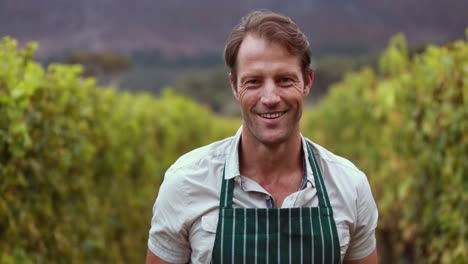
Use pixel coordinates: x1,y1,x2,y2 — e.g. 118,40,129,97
146,249,170,264
344,171,379,262
344,248,378,264
147,167,192,263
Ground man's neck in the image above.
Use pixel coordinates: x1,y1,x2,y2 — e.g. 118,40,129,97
238,131,303,185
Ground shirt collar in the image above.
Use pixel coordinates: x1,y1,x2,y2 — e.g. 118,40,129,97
224,126,316,188
301,135,316,187
224,126,242,180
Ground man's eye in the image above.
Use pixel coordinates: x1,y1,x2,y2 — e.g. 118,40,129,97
279,77,293,84
246,79,259,84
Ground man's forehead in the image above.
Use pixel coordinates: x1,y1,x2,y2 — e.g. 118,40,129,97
236,37,301,74
238,34,290,56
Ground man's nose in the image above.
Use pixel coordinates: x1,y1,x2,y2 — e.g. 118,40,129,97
260,80,280,106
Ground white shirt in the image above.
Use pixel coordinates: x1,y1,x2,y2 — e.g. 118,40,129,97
148,127,378,263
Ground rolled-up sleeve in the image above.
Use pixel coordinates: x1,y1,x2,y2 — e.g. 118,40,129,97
148,167,191,263
345,172,379,260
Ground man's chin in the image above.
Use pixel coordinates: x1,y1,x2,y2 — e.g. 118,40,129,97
255,132,290,146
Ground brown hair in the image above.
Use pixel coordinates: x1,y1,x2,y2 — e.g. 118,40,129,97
224,10,311,82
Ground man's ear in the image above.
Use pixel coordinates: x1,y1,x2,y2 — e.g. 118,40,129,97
229,73,239,101
303,69,314,96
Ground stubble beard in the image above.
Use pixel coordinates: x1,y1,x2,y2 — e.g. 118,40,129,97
243,108,303,147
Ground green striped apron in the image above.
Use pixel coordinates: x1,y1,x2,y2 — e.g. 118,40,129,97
210,141,341,263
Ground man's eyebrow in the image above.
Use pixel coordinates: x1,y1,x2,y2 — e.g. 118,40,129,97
239,74,262,81
277,71,300,77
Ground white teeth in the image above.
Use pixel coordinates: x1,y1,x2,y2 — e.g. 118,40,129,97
260,112,284,119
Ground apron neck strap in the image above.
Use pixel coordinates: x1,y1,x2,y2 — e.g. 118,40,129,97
305,141,332,209
220,141,333,210
219,165,234,208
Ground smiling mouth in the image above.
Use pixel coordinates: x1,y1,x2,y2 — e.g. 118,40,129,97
259,111,287,119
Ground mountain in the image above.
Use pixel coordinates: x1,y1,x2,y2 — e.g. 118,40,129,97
1,0,467,57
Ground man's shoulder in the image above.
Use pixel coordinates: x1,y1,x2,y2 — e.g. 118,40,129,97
305,138,367,184
166,136,234,175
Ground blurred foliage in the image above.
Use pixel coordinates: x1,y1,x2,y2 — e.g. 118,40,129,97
303,32,468,263
0,36,239,263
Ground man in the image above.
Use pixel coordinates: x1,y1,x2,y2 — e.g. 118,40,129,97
147,10,378,264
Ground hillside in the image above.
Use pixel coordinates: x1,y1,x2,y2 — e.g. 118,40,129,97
1,0,467,57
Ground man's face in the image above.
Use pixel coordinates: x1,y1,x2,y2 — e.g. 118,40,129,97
230,34,313,146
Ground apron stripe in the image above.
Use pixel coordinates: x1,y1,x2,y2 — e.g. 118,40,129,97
328,216,335,263
300,208,303,263
243,208,246,264
324,210,332,263
330,213,340,263
255,208,258,264
220,209,224,263
232,208,236,264
277,210,280,264
269,210,279,263
266,211,269,264
310,207,323,263
310,207,314,261
318,212,325,264
289,208,292,264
